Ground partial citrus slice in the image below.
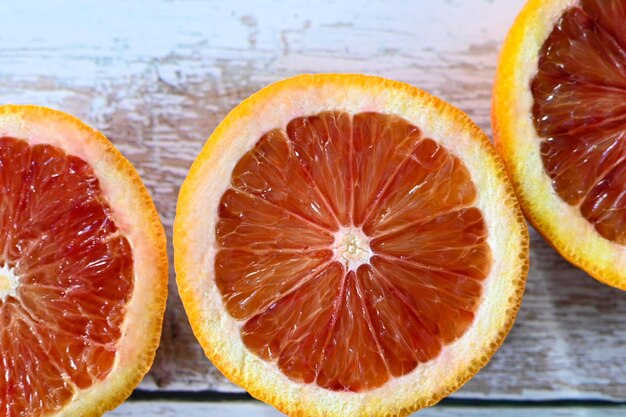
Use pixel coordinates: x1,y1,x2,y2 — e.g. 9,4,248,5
494,0,626,289
0,105,168,416
175,74,528,417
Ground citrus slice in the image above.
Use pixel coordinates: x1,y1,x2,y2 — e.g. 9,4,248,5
494,0,626,289
0,105,168,416
175,74,528,417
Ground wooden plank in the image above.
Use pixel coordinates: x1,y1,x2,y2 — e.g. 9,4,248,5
2,0,626,401
108,401,626,417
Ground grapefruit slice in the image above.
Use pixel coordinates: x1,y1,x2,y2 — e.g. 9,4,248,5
494,0,626,289
175,74,528,417
0,105,168,416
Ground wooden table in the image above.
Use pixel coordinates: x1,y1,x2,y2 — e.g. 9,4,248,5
2,0,626,415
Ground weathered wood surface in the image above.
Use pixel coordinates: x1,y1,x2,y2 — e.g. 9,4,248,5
3,0,626,410
109,401,626,417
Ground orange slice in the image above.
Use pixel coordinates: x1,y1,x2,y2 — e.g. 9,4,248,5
494,0,626,289
175,74,528,417
0,105,168,416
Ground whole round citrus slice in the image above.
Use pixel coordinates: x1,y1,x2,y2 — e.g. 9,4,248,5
494,0,626,289
175,74,528,417
0,105,168,416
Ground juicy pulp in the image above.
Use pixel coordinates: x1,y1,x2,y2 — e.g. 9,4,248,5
532,0,626,244
0,137,133,416
215,111,492,392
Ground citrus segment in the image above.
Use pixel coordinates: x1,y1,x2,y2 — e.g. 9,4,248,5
370,258,482,344
371,208,491,279
287,112,353,226
580,0,626,49
230,129,338,231
313,270,389,392
215,249,333,320
352,112,423,227
362,138,477,237
0,105,167,417
354,265,443,375
580,161,626,244
176,74,528,417
534,7,626,89
216,188,334,251
531,1,626,244
241,263,344,386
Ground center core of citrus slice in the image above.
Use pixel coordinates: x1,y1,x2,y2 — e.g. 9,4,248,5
0,264,18,301
333,227,371,271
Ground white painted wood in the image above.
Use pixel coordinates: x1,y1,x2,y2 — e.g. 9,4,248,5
108,401,626,417
3,0,626,404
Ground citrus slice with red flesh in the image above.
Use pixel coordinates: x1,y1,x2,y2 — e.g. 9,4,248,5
175,74,528,417
494,0,626,289
0,105,168,416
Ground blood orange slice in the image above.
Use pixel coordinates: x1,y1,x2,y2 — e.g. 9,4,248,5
175,74,528,417
494,0,626,289
0,106,167,416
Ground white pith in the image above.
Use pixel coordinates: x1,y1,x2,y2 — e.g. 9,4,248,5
0,264,19,302
332,227,372,272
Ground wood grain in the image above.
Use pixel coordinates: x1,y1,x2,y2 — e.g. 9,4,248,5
2,0,626,404
110,401,626,417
